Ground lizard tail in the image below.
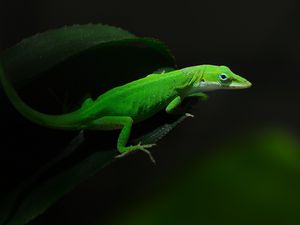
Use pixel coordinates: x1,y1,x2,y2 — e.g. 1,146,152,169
0,63,83,129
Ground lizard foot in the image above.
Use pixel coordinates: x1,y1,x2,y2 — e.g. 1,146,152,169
115,142,156,164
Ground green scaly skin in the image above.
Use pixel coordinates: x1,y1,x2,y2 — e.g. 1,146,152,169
0,64,251,156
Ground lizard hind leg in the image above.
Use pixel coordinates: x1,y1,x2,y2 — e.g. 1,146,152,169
87,116,156,162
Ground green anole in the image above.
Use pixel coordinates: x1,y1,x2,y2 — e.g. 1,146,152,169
0,64,251,160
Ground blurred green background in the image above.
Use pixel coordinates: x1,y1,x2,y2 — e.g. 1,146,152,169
1,0,300,225
111,129,300,225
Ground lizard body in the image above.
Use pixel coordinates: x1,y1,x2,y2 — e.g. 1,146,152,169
0,64,251,155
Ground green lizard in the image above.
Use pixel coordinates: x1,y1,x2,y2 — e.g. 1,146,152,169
0,64,251,159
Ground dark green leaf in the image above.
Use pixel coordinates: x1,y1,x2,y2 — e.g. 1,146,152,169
0,24,173,83
110,129,300,225
1,114,188,225
0,23,178,225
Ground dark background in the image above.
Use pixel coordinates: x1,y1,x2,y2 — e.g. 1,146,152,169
0,0,300,225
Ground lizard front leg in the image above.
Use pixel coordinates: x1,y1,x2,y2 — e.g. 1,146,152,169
166,93,207,115
87,116,156,162
166,95,195,116
166,96,182,114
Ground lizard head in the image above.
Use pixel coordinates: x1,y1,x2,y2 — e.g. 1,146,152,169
195,65,252,92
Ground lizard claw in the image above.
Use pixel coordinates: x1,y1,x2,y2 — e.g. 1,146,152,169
135,142,156,164
139,148,156,164
185,113,194,118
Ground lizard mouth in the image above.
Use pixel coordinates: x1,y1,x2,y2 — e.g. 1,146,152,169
228,80,252,89
223,74,252,90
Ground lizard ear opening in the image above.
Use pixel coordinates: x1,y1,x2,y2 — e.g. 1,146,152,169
193,79,205,88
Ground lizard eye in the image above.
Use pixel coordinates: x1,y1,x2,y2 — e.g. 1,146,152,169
219,73,229,82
